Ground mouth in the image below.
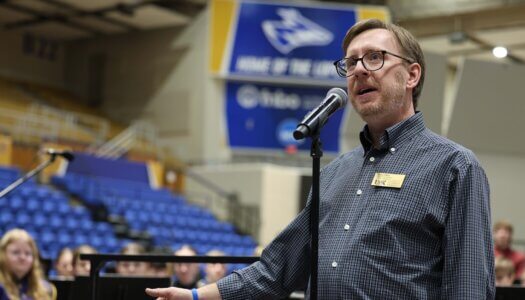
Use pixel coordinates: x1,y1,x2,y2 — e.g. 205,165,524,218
357,87,377,96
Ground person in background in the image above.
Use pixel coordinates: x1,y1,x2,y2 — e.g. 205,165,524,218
72,245,97,277
495,257,516,286
53,247,74,279
197,250,228,288
0,228,56,300
115,242,150,276
494,220,525,280
172,245,201,289
148,247,173,277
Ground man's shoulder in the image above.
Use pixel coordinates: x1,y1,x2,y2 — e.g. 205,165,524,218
320,148,361,176
420,129,480,166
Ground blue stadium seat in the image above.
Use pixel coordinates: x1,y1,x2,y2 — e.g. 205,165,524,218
42,201,58,213
33,214,47,227
57,232,72,246
15,212,32,227
8,196,24,211
48,215,64,230
26,198,40,212
0,211,14,225
73,234,88,246
40,230,56,245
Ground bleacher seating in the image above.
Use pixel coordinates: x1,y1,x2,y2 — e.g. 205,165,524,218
1,155,258,278
52,172,257,257
0,165,124,259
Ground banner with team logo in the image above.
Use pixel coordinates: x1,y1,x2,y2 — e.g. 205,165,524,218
209,0,389,84
226,82,346,152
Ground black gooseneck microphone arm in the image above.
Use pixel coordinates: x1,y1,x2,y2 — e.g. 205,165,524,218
0,150,74,198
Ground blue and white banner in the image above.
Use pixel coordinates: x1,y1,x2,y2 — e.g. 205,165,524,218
226,82,347,152
228,2,357,82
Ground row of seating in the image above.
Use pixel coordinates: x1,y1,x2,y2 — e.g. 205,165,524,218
1,164,258,260
0,166,128,259
53,173,258,256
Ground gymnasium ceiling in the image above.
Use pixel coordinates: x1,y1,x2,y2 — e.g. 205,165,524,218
1,0,525,64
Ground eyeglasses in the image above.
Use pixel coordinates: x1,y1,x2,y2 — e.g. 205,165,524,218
333,50,414,77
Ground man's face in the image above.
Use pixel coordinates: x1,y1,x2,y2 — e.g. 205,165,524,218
5,240,34,279
494,228,512,250
345,29,411,121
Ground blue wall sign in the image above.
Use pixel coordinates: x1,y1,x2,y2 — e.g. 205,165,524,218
226,82,347,152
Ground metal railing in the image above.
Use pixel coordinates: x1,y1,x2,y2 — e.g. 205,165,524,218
89,120,161,159
0,106,106,144
181,168,261,240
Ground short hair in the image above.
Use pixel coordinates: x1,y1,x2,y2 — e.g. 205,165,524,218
342,19,426,109
119,242,146,255
494,220,514,234
175,244,197,256
206,249,226,257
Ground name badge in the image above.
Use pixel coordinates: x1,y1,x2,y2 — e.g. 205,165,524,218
371,173,406,188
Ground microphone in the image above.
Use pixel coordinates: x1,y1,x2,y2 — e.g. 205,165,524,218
42,149,75,161
293,87,348,140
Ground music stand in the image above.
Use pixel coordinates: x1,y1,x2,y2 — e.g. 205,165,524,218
69,275,170,300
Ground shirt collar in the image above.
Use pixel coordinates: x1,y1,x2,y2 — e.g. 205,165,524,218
359,111,426,153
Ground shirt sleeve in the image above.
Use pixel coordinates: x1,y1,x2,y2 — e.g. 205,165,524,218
441,156,495,299
217,203,311,299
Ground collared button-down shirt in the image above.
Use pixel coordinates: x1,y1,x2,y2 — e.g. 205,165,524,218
217,112,495,299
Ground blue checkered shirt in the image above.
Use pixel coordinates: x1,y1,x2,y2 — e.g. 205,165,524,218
217,112,495,299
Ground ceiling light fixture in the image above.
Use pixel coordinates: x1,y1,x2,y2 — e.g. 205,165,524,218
492,46,508,58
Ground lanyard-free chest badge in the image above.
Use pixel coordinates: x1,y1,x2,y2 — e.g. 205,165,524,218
371,172,406,188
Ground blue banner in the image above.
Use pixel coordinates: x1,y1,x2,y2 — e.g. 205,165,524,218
228,1,357,82
226,82,346,152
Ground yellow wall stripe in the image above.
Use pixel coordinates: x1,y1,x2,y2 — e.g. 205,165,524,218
357,7,391,23
209,0,237,73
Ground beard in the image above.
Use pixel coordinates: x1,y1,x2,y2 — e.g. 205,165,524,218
352,71,407,118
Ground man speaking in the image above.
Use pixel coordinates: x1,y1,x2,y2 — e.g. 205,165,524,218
147,19,494,300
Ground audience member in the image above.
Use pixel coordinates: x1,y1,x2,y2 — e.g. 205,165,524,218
115,242,150,276
53,247,74,279
172,245,201,289
148,247,173,277
494,220,525,279
197,250,228,288
0,229,56,300
495,257,516,286
72,245,97,277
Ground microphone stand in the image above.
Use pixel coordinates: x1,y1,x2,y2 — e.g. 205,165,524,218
309,131,322,300
0,154,58,198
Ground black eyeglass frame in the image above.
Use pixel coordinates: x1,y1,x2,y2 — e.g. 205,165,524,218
333,50,414,78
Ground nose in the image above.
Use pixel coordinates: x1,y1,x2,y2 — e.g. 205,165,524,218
352,59,369,77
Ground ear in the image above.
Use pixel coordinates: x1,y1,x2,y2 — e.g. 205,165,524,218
406,62,421,90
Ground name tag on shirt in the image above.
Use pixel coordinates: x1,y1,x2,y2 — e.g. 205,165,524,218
371,173,406,188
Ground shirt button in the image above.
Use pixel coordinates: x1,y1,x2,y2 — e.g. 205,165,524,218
369,157,375,162
390,147,396,153
356,189,362,195
332,261,338,268
344,224,350,230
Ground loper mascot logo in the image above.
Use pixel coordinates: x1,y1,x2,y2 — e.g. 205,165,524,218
262,8,334,55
